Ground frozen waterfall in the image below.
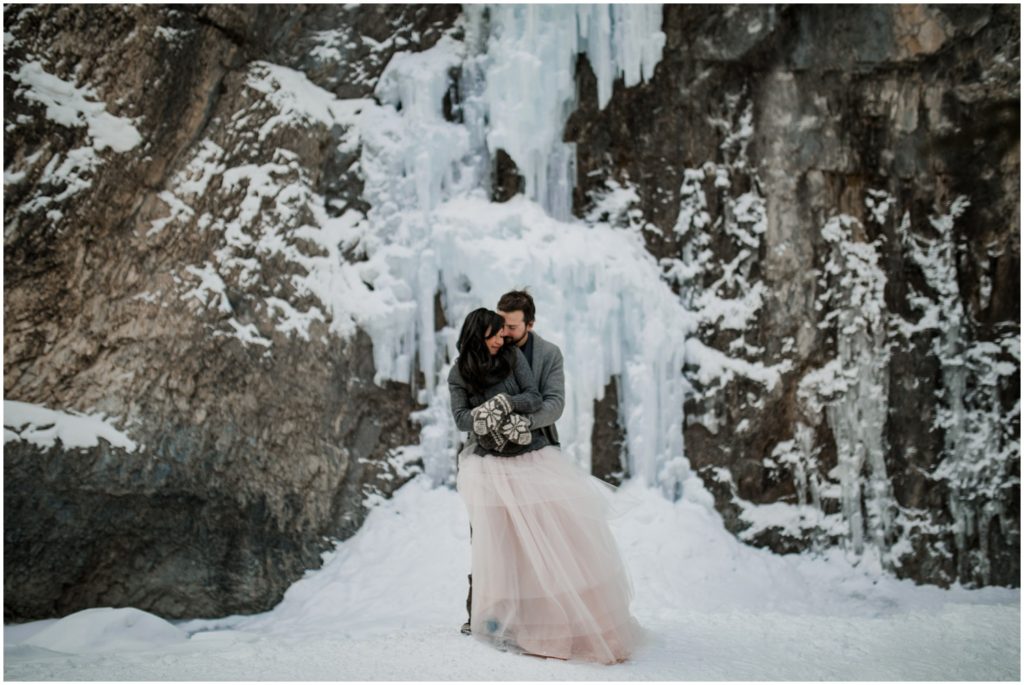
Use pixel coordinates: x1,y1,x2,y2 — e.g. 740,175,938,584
334,5,696,497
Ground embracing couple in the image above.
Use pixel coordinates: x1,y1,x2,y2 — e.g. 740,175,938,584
449,290,644,665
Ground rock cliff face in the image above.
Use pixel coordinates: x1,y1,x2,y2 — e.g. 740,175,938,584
571,5,1019,587
3,4,1019,622
4,4,457,621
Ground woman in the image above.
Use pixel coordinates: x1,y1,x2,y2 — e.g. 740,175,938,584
449,308,644,665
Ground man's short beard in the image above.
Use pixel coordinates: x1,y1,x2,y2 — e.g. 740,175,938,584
505,331,527,346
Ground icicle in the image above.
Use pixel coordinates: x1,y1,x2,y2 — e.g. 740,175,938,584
467,5,665,220
798,214,896,563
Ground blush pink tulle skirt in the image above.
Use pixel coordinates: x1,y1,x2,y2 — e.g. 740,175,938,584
457,444,645,664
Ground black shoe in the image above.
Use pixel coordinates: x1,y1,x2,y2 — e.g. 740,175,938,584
460,621,471,636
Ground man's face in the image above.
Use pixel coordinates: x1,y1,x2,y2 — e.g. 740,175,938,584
499,309,532,347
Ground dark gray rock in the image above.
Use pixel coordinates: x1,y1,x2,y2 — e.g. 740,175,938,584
572,4,1019,588
491,149,525,203
591,377,627,486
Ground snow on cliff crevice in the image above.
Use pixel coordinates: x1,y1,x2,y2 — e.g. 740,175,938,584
10,60,142,152
5,58,143,224
894,195,1020,585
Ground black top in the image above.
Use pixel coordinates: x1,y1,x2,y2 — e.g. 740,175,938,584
521,331,535,368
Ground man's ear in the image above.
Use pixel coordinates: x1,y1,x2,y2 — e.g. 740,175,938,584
526,320,535,332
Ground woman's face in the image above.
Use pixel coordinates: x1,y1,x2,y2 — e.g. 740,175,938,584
484,327,504,356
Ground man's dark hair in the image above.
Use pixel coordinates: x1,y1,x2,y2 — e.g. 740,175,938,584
497,289,535,323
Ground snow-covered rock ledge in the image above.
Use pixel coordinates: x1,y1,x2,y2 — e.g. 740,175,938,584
4,400,139,452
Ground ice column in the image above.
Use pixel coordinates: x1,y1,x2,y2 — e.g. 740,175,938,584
464,5,665,220
354,35,478,394
576,4,666,108
796,214,898,564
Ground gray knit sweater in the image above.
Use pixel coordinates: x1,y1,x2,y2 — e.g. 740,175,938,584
448,346,550,456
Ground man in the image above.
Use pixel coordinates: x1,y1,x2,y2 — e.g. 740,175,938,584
496,290,564,449
461,289,566,635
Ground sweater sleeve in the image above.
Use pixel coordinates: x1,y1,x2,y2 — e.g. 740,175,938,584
525,342,565,431
447,361,475,432
507,347,542,414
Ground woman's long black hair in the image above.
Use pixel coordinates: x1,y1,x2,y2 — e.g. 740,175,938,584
456,307,517,394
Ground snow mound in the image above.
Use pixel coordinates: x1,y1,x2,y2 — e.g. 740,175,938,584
21,607,187,654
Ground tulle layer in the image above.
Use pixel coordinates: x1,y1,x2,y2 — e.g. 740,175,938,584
457,445,644,665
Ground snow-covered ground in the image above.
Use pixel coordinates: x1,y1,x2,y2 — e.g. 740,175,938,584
5,474,1018,681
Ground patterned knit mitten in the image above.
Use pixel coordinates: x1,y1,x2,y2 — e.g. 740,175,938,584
471,394,511,437
500,413,533,446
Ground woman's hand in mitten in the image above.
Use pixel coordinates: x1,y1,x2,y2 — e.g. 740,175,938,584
501,413,533,446
472,396,505,436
